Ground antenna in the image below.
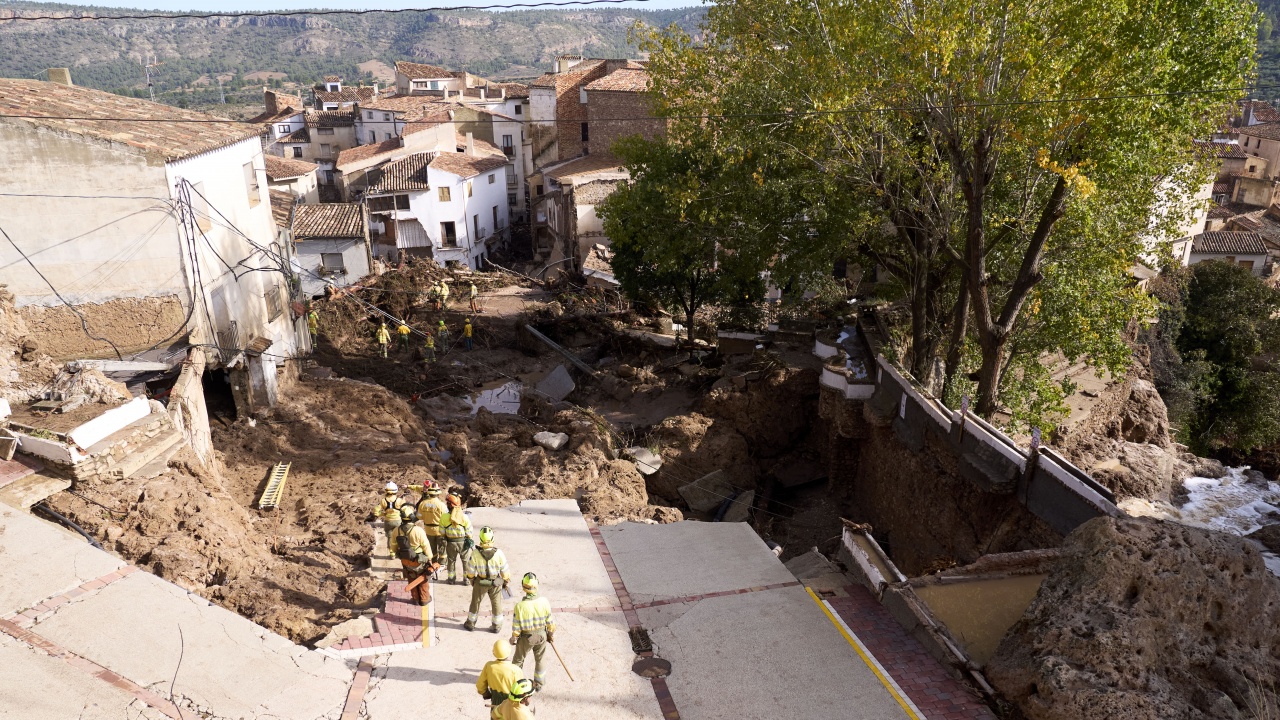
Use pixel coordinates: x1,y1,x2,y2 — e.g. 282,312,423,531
141,55,162,102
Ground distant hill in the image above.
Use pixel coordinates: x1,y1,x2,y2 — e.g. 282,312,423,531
0,1,706,109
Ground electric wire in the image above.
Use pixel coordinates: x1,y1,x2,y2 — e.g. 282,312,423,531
0,0,666,22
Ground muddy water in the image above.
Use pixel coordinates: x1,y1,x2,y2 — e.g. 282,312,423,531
912,574,1046,666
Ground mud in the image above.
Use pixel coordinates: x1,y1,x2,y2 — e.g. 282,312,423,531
19,295,188,360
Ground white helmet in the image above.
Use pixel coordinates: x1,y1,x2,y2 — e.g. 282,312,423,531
384,482,398,493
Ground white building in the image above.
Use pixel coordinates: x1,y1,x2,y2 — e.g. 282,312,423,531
288,203,371,298
530,155,629,277
264,155,319,204
0,77,302,414
1187,231,1271,275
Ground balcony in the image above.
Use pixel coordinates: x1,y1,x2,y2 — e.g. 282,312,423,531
502,145,515,157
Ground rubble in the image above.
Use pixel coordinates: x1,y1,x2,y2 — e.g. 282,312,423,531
722,490,754,522
535,364,575,402
678,470,736,513
625,446,662,475
533,431,569,451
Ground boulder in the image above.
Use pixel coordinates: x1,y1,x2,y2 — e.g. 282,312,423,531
722,490,754,523
1118,379,1172,447
1246,524,1280,554
986,516,1280,720
1188,456,1228,480
626,447,662,476
536,365,575,402
677,470,736,513
652,506,684,524
532,431,569,451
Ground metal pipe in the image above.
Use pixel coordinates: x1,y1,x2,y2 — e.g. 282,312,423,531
33,502,104,549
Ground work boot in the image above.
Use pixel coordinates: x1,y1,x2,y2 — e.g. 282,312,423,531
464,620,476,631
489,624,500,634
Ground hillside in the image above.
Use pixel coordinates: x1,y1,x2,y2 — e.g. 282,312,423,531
0,1,705,109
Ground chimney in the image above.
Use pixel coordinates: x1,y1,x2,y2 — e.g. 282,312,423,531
480,86,487,101
46,68,72,86
500,87,507,100
264,88,278,115
466,132,476,157
373,82,380,95
557,57,570,74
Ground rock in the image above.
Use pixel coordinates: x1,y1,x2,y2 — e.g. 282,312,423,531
1118,379,1172,446
105,525,124,542
1246,524,1280,554
536,365,575,402
626,447,662,476
314,616,375,649
1244,469,1271,487
616,363,637,379
678,470,736,513
1089,442,1182,501
1189,457,1228,479
722,490,754,523
677,363,702,377
533,431,569,451
652,506,683,523
986,516,1280,720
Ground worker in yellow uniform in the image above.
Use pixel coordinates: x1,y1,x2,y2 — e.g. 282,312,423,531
307,309,319,341
439,280,451,309
375,482,408,554
496,679,535,720
388,505,436,605
397,322,412,351
415,482,449,567
510,572,556,690
437,319,451,353
469,282,480,314
423,331,436,363
440,492,472,584
464,526,510,633
375,322,390,357
463,318,474,351
476,640,524,720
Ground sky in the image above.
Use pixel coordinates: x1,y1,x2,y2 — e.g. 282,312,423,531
62,0,702,10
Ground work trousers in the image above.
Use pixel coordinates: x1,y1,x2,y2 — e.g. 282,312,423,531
444,539,466,579
400,559,430,605
465,336,473,351
513,631,548,686
378,341,388,357
468,581,503,627
427,534,447,564
486,692,508,720
424,348,436,362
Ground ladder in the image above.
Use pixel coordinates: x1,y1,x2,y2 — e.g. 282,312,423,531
258,462,291,510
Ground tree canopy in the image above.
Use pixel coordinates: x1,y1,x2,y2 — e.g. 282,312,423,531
637,0,1256,424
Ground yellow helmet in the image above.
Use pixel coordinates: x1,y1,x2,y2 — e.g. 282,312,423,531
510,678,534,701
521,572,538,592
492,639,510,660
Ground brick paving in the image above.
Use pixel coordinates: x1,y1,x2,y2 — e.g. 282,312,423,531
325,580,427,658
338,657,375,720
826,585,997,720
0,454,42,490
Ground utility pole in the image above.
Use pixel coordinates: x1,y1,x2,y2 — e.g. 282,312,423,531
217,77,226,104
141,55,161,103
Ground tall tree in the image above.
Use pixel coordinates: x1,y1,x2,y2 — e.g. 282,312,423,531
640,0,1255,418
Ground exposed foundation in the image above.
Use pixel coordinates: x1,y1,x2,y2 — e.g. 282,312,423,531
19,296,188,360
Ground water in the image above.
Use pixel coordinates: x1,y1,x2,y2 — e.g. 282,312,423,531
1179,468,1280,576
466,381,522,415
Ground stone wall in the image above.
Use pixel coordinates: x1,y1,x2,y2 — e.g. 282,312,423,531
19,296,189,360
166,348,213,465
585,89,666,156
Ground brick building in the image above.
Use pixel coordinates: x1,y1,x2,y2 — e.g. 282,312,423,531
583,67,666,156
528,57,644,167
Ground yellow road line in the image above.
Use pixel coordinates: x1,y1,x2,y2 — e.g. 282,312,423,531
422,584,432,648
806,587,923,720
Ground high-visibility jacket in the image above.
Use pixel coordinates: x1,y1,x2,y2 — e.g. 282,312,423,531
465,545,510,582
416,496,448,537
439,283,450,299
375,495,405,521
476,659,522,697
497,699,534,720
470,283,478,298
389,523,430,561
442,507,472,540
375,326,390,343
512,594,555,636
307,312,318,332
463,323,473,338
397,324,411,337
424,334,435,349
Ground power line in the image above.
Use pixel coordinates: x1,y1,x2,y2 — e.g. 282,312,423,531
0,82,1275,126
0,0,665,22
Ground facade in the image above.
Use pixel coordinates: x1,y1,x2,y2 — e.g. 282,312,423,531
0,77,302,413
263,155,319,204
530,155,628,276
583,67,666,156
394,61,462,96
1237,122,1280,179
333,120,459,202
290,203,371,297
312,76,379,111
256,90,358,190
1188,231,1270,275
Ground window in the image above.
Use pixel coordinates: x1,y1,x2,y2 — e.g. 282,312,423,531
514,105,522,115
440,221,457,247
320,144,331,155
502,134,514,154
369,131,377,144
385,133,393,141
265,285,284,320
536,184,544,196
508,192,517,206
1239,259,1255,270
327,83,340,92
581,123,589,142
395,194,410,210
505,165,516,186
438,186,451,202
580,87,588,103
428,80,440,90
492,205,499,232
324,170,334,184
383,113,391,121
243,162,260,206
291,146,303,158
277,124,291,134
1250,165,1257,173
473,214,480,240
367,111,373,120
466,181,473,198
488,173,496,184
324,103,338,111
321,253,346,273
317,127,334,136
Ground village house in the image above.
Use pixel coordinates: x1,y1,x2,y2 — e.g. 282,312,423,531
263,155,319,204
333,115,459,202
1187,231,1272,275
312,75,379,111
253,90,358,191
0,75,304,414
528,57,647,168
530,154,628,281
288,202,371,297
583,67,666,156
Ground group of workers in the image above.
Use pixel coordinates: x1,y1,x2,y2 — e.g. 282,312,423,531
375,317,474,359
430,278,481,315
376,481,554,719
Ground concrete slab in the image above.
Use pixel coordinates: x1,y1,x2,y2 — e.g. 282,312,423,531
0,633,168,720
639,586,910,720
34,571,352,720
600,522,796,604
363,611,657,720
0,504,123,616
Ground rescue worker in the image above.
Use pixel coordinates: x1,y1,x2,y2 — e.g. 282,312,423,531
476,639,524,720
463,318,474,351
415,482,449,566
375,482,408,554
375,322,390,358
423,331,436,363
495,679,535,720
388,505,436,605
307,308,319,341
464,526,510,633
469,281,480,314
510,572,556,690
437,319,451,354
397,322,412,351
440,491,472,584
439,280,451,309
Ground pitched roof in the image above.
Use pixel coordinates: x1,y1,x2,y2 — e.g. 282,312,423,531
531,60,605,90
1208,201,1263,220
306,109,356,128
395,60,454,80
1190,231,1268,255
488,82,529,99
429,151,509,179
0,78,259,161
455,133,506,158
323,75,342,83
368,153,433,194
585,68,651,93
1195,140,1247,160
281,127,311,144
263,154,318,181
336,137,402,168
268,189,296,229
1244,100,1280,124
361,94,437,114
314,87,376,105
1239,121,1280,141
291,203,364,239
544,153,625,182
571,179,623,205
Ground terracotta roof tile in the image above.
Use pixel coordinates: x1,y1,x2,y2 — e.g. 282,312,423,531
544,153,625,181
306,110,356,128
1208,201,1263,219
395,60,454,79
292,203,364,239
1243,100,1280,123
531,60,605,90
489,82,529,99
572,179,622,205
1239,121,1280,141
368,152,434,194
314,87,377,105
0,78,260,161
455,133,506,158
268,189,295,229
336,137,402,168
1190,231,1268,255
585,68,651,93
281,127,311,143
429,151,509,179
1195,140,1247,160
264,154,318,181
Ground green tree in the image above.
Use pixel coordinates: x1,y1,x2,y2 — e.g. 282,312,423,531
598,138,768,343
640,0,1255,419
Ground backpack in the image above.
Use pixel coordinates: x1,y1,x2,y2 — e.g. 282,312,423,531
395,529,415,561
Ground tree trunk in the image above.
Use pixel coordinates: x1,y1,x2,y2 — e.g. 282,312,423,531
975,337,1003,417
685,308,697,345
941,277,970,403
